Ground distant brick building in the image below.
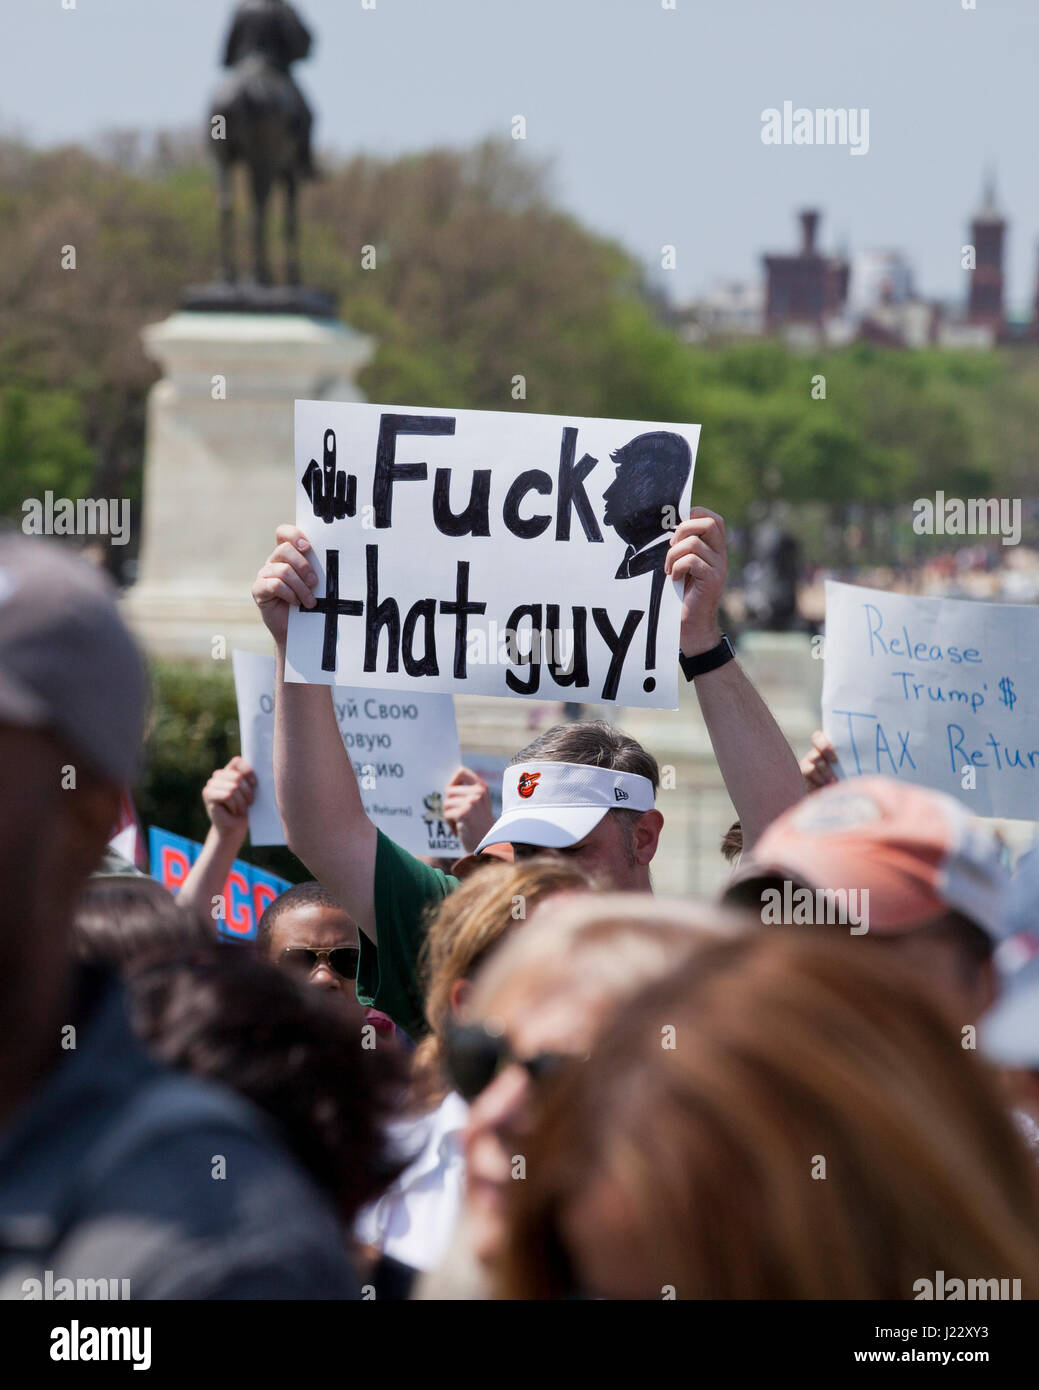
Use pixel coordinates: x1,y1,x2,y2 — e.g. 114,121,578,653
762,210,849,334
966,176,1005,334
676,178,1026,351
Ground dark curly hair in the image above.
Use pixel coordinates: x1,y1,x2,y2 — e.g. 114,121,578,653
126,944,407,1225
74,876,215,968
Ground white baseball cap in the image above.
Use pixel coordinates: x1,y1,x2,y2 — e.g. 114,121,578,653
475,760,656,854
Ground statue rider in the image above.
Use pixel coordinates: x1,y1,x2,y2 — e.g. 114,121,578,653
220,0,316,178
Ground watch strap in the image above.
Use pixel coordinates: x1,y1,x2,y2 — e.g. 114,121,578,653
679,634,735,681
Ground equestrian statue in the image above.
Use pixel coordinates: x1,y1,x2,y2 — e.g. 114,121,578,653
209,0,317,288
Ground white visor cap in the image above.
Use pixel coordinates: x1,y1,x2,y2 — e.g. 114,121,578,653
474,760,656,854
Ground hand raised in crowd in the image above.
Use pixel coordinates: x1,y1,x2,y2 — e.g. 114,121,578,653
442,767,494,853
251,523,319,645
202,756,258,839
800,730,840,790
178,756,259,916
664,506,729,657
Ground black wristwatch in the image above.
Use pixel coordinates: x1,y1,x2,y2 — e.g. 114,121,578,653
679,633,735,681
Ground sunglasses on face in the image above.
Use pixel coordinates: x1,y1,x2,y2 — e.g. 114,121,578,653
278,946,359,981
442,1020,576,1103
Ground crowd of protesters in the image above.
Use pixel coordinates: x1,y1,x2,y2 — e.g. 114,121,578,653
1,505,1038,1302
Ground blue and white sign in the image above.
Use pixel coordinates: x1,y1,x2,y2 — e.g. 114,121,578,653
822,581,1039,820
149,826,292,941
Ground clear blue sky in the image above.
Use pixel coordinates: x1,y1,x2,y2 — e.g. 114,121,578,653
3,0,1036,310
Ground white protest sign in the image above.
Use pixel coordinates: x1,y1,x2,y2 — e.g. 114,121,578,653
232,650,464,856
285,402,700,709
822,581,1039,819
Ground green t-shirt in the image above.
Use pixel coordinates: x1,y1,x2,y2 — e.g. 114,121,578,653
355,831,459,1040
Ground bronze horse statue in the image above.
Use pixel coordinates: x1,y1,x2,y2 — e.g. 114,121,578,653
209,0,316,287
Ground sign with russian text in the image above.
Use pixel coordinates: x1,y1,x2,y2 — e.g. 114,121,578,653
822,581,1039,819
149,826,292,941
233,649,464,857
285,402,700,710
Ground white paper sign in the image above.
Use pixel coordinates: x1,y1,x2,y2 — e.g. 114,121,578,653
285,401,700,709
822,581,1039,819
233,650,464,856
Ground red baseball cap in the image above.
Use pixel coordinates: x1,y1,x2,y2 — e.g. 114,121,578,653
725,776,1008,938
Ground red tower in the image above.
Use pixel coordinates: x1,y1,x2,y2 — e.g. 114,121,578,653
763,209,849,333
967,175,1005,331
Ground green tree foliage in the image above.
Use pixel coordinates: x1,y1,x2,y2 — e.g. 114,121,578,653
0,386,95,516
1,131,1035,571
137,661,303,882
5,132,1036,853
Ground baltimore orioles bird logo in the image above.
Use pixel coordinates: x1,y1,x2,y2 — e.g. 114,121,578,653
517,772,541,799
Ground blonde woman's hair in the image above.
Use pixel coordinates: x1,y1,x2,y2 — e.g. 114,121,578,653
469,892,749,1026
500,925,1039,1299
411,857,597,1105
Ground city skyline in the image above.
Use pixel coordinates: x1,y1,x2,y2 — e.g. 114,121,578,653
3,0,1039,314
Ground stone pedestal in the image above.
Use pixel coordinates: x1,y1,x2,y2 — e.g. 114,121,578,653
124,311,373,660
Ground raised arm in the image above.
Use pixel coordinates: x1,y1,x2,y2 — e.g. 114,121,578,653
800,729,841,789
178,757,256,923
442,766,494,854
665,507,805,851
252,524,379,940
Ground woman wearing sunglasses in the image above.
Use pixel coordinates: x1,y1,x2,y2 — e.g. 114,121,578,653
354,857,595,1286
499,924,1039,1300
418,894,735,1298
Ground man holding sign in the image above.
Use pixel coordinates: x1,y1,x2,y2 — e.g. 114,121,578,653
252,405,805,1036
